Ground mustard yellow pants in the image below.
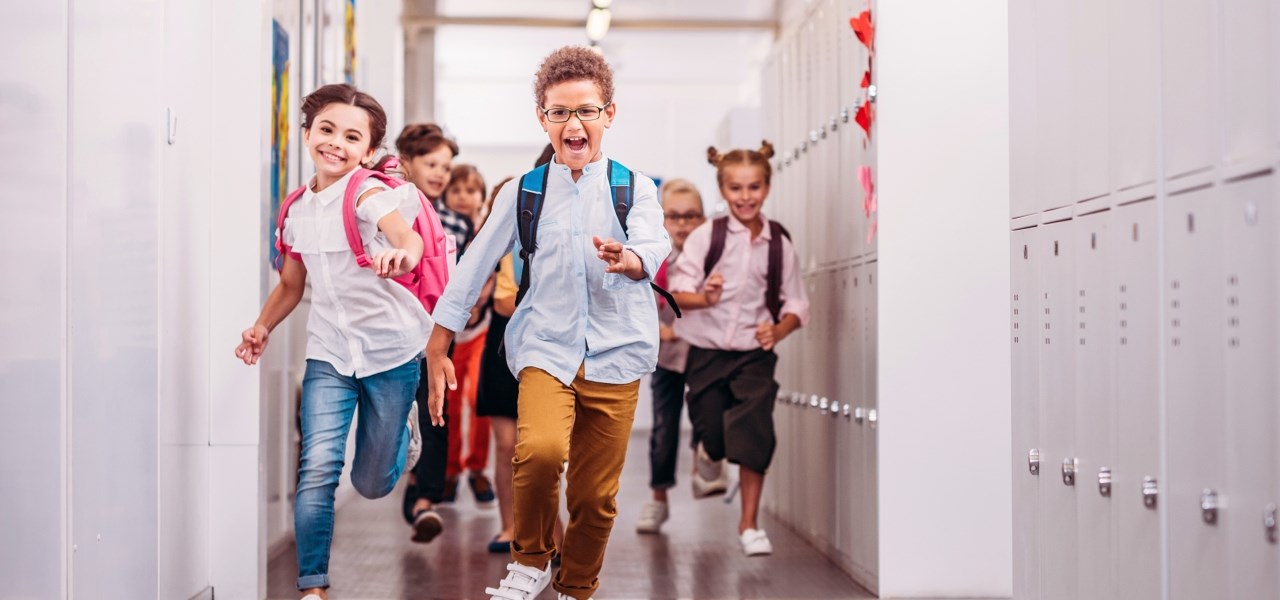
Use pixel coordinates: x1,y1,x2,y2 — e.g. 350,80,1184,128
512,365,639,599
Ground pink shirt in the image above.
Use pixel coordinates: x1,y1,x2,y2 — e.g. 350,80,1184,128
669,214,810,351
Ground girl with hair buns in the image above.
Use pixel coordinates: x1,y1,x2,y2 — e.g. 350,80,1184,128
668,140,810,557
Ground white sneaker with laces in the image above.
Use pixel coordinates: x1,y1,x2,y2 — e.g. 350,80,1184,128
740,528,773,556
485,561,552,600
406,401,423,471
635,500,669,534
691,444,728,498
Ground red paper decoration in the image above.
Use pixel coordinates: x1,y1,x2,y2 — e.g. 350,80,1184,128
850,11,874,51
855,102,874,138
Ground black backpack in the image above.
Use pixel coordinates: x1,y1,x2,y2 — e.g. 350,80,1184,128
702,216,791,324
512,159,680,316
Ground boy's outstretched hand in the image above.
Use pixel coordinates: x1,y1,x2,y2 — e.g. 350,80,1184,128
593,235,644,279
234,324,270,365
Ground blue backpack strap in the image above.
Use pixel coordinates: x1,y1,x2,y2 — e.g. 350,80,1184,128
607,159,634,236
514,163,550,306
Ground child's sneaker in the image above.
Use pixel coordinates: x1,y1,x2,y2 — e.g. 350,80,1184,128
691,444,728,499
634,500,669,534
406,402,423,471
485,561,552,600
441,475,459,504
470,471,496,503
740,528,773,556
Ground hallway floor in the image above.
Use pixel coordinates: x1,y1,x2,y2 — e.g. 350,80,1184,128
268,431,876,599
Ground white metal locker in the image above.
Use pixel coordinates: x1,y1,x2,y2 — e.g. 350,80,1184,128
1161,0,1217,179
1072,211,1116,600
1012,225,1043,600
1221,175,1279,600
1037,220,1078,600
1111,199,1163,600
1069,0,1110,203
1109,0,1159,191
834,266,857,565
860,260,880,581
1220,0,1275,167
1164,186,1228,600
1034,0,1073,211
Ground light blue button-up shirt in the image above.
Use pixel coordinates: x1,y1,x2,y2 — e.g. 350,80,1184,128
432,155,671,386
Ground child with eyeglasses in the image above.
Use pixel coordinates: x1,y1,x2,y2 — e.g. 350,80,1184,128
425,47,670,600
634,179,711,535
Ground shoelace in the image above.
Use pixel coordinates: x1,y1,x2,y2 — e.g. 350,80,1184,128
485,562,545,600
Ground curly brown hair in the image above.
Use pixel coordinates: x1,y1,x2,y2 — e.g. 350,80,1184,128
533,46,615,107
707,140,777,186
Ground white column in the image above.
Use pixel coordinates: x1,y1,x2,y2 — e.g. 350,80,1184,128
875,0,1013,596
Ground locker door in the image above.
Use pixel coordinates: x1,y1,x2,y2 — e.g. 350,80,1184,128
1010,0,1039,218
1220,0,1275,166
1011,226,1043,600
1073,211,1116,600
1161,0,1216,178
1038,220,1078,600
1112,200,1162,600
846,264,867,573
861,259,879,580
1109,0,1159,190
1164,186,1227,600
1035,0,1073,211
834,266,856,564
1222,175,1279,600
1069,0,1110,202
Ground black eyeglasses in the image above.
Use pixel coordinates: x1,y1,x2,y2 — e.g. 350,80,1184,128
541,103,611,123
664,212,705,224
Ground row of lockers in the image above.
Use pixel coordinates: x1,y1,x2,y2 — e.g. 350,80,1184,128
1010,0,1279,219
758,0,881,591
762,0,878,269
771,259,880,593
1010,173,1280,600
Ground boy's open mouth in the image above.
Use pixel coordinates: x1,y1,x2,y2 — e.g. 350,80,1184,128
564,136,588,153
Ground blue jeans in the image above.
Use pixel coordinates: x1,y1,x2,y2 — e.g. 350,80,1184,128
295,356,420,591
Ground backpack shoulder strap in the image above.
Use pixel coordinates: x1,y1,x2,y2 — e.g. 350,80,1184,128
340,168,402,269
703,216,730,277
765,219,788,324
607,159,634,236
274,185,309,271
514,163,550,306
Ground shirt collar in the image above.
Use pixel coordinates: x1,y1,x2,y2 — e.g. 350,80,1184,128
724,212,773,240
550,153,609,182
308,169,358,207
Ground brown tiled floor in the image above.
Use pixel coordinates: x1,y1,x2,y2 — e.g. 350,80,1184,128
268,431,874,599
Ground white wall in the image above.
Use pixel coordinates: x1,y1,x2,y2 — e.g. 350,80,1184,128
875,0,1013,597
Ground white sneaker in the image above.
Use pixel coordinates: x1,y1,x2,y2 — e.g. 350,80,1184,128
485,561,552,600
635,500,669,534
691,444,728,498
740,528,773,556
406,401,422,471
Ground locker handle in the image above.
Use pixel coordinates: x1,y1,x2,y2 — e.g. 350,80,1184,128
830,117,838,132
868,84,878,103
841,106,850,123
829,401,842,418
854,407,866,425
1097,467,1112,497
1265,504,1277,544
1200,489,1219,525
1142,477,1158,509
1061,458,1078,486
1028,449,1040,476
867,409,878,429
809,395,820,410
842,404,852,420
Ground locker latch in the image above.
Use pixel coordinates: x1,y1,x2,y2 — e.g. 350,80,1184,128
809,395,820,409
819,397,830,412
1264,504,1277,544
1142,477,1158,509
830,117,838,132
841,106,850,123
1200,489,1219,525
842,404,852,420
1097,467,1112,497
854,407,866,425
867,409,878,429
1061,458,1078,486
1028,449,1040,476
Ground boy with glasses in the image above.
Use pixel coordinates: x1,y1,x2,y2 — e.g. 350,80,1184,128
634,179,721,535
426,46,670,600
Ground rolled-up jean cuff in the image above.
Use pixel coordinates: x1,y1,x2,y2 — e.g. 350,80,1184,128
297,574,329,591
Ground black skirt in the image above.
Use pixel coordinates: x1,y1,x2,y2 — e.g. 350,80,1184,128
474,307,519,419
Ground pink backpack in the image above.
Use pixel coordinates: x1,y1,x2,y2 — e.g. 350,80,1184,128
275,162,456,312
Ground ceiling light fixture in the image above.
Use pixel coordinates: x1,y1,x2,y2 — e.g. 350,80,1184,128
585,7,611,42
